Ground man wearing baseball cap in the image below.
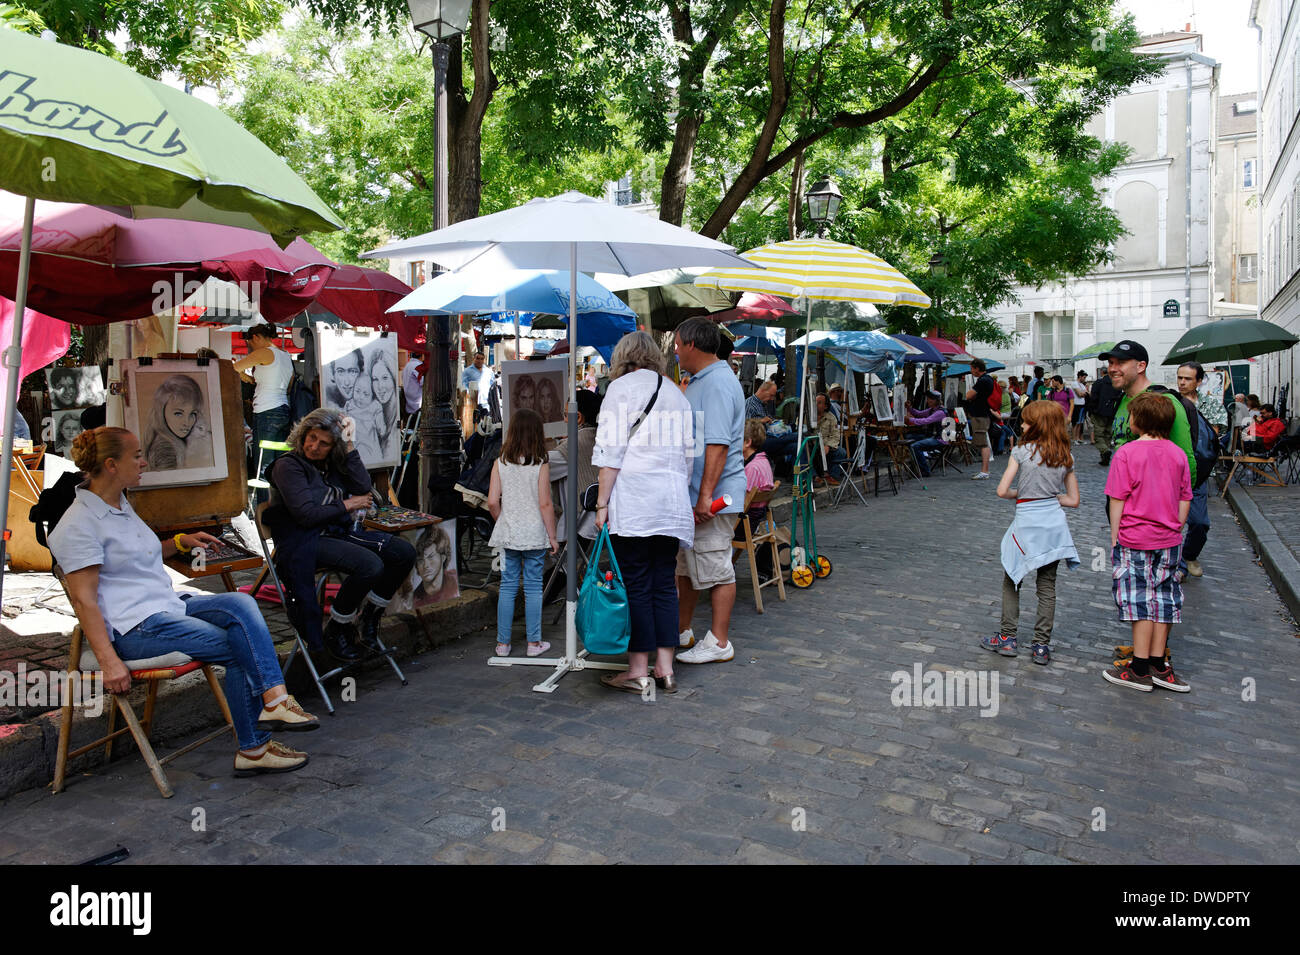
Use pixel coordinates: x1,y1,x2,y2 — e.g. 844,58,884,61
1101,340,1196,488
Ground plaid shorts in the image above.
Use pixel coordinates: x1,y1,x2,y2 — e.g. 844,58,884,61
1112,545,1182,623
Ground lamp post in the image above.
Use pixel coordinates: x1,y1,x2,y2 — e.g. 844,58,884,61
928,251,948,393
803,176,842,394
408,0,471,517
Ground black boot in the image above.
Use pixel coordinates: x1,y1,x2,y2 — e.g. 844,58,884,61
357,603,385,654
323,618,361,663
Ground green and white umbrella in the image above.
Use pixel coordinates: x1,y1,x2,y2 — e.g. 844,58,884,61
1161,318,1299,365
0,28,341,602
1071,341,1117,362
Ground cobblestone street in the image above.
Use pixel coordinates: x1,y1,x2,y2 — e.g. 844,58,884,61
2,456,1297,865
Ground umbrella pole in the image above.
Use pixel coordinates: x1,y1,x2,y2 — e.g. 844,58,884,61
0,195,35,607
794,300,811,462
513,312,520,357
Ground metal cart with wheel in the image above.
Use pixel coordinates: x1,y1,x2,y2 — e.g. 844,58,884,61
789,435,833,588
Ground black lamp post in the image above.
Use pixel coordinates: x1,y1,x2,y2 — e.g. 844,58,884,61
928,251,948,393
408,0,470,517
803,176,842,393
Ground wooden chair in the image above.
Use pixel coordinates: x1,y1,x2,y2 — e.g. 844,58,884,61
52,621,236,799
731,484,786,613
1220,451,1285,497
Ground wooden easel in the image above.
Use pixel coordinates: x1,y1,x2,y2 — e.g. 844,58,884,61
7,447,51,572
127,358,263,589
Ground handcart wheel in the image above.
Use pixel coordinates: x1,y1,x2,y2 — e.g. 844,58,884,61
815,555,832,578
790,564,815,588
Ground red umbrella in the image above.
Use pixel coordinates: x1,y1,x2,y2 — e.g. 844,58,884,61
295,253,424,352
923,335,975,362
710,292,796,325
0,193,335,325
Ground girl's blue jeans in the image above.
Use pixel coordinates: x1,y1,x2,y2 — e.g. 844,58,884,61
497,548,546,644
112,592,284,750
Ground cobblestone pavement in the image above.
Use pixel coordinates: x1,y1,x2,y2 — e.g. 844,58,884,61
2,451,1298,865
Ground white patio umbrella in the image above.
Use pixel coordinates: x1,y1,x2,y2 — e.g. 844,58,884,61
363,191,759,693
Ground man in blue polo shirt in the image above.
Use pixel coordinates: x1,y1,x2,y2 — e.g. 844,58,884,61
674,317,746,665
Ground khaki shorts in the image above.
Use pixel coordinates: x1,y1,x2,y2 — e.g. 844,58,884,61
676,513,736,589
970,417,990,449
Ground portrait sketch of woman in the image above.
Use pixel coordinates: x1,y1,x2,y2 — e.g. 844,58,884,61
122,359,228,488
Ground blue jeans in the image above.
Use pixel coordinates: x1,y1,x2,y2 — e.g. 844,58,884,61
253,404,291,502
1179,483,1210,571
498,548,546,644
909,437,946,476
112,592,284,750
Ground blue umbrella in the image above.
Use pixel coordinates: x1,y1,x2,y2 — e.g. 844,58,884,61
392,268,637,323
944,359,1006,377
789,329,909,388
890,333,947,364
730,323,785,357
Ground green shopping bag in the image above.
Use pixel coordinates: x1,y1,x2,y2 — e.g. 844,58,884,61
576,526,631,655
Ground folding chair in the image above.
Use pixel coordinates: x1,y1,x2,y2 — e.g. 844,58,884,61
868,435,900,496
252,503,407,716
52,611,236,799
731,484,786,613
832,426,872,508
546,482,599,623
246,439,291,513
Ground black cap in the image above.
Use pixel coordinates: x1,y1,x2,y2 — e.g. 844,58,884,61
1097,340,1148,364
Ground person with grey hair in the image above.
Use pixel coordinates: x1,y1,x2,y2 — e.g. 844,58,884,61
592,330,694,694
673,316,746,665
265,408,416,662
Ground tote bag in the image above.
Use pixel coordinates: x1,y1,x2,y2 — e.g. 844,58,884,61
576,526,631,655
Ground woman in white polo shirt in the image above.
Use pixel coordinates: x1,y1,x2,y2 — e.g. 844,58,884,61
49,427,319,777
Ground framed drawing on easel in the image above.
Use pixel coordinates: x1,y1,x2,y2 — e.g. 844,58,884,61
122,359,228,488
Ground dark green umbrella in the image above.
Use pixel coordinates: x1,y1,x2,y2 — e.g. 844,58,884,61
1162,319,1299,364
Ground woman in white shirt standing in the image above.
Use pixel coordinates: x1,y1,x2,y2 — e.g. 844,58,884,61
234,323,295,479
592,331,694,695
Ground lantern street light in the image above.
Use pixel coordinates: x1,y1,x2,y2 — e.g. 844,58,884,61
803,176,842,394
408,0,471,517
804,176,842,237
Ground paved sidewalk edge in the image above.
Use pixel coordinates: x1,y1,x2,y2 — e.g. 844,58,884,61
0,589,493,802
1223,479,1300,624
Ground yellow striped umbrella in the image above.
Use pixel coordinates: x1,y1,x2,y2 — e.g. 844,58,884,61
693,238,931,308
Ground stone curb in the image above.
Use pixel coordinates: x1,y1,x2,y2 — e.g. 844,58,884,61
1222,479,1300,624
0,590,493,801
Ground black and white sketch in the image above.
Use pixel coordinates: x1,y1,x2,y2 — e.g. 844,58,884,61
122,359,228,488
51,410,84,456
869,383,892,422
500,357,568,439
892,384,907,426
46,366,105,411
317,327,401,469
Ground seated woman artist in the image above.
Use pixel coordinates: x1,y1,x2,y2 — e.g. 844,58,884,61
49,427,318,778
265,408,416,663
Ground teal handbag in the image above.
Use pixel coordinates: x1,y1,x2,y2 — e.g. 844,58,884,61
576,526,631,655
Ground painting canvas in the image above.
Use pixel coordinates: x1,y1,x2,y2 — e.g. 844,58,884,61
122,359,228,488
46,366,105,411
500,357,569,439
390,520,460,613
317,326,401,469
869,383,892,422
892,384,907,426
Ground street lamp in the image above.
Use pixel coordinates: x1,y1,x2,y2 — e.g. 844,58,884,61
408,0,471,517
804,177,842,237
803,176,842,393
928,251,948,392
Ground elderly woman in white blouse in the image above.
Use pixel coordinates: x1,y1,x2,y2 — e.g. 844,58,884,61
592,331,695,695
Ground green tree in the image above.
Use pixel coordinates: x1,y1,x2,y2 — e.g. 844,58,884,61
11,1,285,85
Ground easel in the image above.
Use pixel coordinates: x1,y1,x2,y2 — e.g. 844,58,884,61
126,358,264,589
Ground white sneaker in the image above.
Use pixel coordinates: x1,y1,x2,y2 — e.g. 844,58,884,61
678,628,695,649
676,631,735,664
971,471,990,480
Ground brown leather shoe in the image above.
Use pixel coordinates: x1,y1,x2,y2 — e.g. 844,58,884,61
234,740,309,777
257,694,320,732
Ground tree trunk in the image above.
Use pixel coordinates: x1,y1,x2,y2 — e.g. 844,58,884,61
659,114,702,227
787,148,805,240
445,0,496,225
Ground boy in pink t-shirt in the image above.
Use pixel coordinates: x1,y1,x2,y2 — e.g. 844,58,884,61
1103,393,1193,693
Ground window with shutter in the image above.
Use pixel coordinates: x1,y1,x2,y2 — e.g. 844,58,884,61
1015,313,1031,356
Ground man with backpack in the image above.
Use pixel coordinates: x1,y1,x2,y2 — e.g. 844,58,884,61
1176,361,1226,579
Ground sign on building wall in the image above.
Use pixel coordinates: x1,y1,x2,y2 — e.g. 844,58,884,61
1162,299,1181,317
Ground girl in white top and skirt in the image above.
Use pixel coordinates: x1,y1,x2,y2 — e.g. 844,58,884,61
487,408,559,657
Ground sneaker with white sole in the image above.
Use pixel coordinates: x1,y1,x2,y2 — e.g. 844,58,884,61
678,628,696,649
676,630,734,664
971,471,990,480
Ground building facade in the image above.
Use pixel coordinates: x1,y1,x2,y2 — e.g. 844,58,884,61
984,33,1219,388
1250,0,1300,412
1213,92,1260,315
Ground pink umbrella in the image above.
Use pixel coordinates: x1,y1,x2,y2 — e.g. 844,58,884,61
923,335,976,362
0,298,69,419
0,194,335,325
294,252,423,352
710,292,796,325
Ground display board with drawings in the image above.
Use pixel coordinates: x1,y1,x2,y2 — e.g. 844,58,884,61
316,326,401,470
121,358,228,488
500,357,569,439
43,366,105,453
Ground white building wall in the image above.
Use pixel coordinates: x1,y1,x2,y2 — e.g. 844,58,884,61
983,42,1219,390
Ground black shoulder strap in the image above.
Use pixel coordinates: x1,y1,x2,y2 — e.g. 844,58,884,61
627,374,663,442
